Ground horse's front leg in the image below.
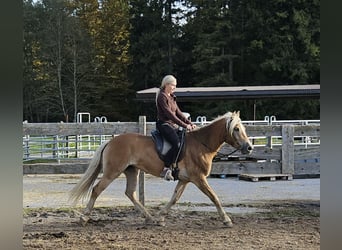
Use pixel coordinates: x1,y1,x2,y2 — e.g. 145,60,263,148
194,177,233,228
159,180,188,216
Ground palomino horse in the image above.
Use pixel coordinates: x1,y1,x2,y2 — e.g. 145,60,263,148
69,111,253,227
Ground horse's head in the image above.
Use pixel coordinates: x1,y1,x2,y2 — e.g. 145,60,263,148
225,111,253,155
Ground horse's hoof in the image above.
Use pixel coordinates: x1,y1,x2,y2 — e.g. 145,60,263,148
158,210,168,217
82,208,91,216
154,216,165,227
80,215,90,226
157,220,166,227
223,221,233,228
144,217,155,225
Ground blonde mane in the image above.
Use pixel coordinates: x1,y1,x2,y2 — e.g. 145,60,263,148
208,111,241,136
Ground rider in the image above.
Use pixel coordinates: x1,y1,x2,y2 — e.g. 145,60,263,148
156,75,196,181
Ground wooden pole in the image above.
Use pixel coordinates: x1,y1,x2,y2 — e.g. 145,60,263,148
138,116,146,205
281,125,294,174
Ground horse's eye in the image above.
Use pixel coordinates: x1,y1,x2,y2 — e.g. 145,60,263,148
234,127,239,132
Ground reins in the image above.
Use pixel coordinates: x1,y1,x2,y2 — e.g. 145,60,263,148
198,140,239,158
215,148,239,158
195,116,240,158
174,129,186,164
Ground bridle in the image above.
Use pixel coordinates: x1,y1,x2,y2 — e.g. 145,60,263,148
216,148,239,158
197,117,240,158
199,140,239,158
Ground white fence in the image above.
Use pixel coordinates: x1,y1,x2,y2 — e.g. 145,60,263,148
196,115,320,149
23,112,113,162
22,134,113,162
23,115,320,164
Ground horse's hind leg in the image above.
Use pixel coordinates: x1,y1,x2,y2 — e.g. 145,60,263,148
124,166,154,223
159,180,188,215
83,174,117,216
194,177,233,228
78,173,120,225
83,160,124,215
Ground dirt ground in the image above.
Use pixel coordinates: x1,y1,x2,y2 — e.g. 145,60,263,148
23,200,319,250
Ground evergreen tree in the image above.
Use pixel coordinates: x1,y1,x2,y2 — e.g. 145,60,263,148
87,0,133,121
23,0,320,122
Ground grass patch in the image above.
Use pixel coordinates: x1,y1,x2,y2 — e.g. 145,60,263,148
23,159,60,164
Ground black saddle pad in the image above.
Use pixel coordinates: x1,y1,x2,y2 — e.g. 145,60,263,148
151,129,186,163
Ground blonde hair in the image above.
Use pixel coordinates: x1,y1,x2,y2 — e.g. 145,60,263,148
156,75,177,105
160,75,177,89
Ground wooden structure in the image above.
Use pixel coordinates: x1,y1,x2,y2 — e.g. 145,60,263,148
135,84,320,121
23,118,320,177
23,117,320,205
238,174,293,182
134,85,320,177
211,124,320,177
136,84,320,102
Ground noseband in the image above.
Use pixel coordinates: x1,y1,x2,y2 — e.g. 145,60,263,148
198,116,240,157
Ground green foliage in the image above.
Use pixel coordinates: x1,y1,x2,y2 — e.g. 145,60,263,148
190,1,234,86
23,0,320,122
128,0,177,91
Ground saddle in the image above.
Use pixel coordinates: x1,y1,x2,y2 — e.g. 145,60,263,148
151,128,186,165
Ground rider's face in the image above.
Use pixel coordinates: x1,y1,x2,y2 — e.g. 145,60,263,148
166,81,177,94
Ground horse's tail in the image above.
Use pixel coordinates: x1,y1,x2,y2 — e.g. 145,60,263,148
68,140,110,206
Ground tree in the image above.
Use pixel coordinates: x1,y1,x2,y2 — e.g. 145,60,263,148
129,0,169,91
231,0,320,84
179,0,320,119
90,0,133,121
63,2,94,122
23,0,320,122
34,0,72,121
23,0,133,122
23,0,61,122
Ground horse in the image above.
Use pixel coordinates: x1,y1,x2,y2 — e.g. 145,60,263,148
69,111,253,227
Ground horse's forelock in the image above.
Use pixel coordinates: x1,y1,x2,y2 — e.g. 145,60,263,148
225,112,241,136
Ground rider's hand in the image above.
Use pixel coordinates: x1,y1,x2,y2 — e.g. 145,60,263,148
186,124,196,131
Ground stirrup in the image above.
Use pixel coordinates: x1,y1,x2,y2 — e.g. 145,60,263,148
160,168,174,181
164,169,174,181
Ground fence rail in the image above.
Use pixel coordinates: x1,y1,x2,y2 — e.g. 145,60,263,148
23,116,320,177
23,134,113,161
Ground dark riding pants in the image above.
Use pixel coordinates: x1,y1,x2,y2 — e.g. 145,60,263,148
156,121,180,167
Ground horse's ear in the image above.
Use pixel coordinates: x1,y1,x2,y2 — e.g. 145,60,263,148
236,111,240,117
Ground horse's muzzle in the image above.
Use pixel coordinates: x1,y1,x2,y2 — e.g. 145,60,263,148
241,143,253,155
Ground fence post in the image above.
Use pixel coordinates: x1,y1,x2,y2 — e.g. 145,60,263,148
138,116,146,205
52,135,57,159
281,125,294,174
24,135,30,160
